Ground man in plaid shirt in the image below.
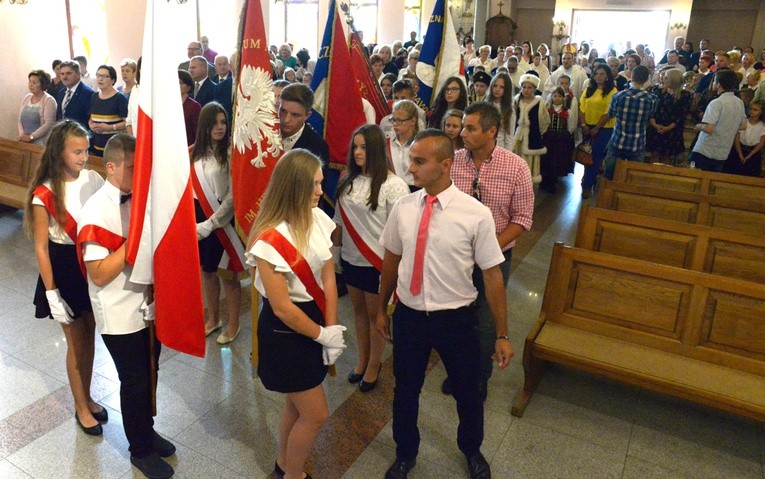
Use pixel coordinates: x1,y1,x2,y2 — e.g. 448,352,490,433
446,102,534,400
603,65,658,179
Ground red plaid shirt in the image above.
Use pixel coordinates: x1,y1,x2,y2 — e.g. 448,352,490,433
451,146,534,251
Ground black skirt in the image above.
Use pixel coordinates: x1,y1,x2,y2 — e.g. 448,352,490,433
33,241,92,319
195,199,224,273
341,259,380,294
258,298,328,393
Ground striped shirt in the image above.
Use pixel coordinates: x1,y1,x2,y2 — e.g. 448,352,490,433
608,87,659,152
451,146,534,251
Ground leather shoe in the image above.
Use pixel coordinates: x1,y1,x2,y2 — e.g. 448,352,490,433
385,459,416,479
273,461,313,479
204,320,222,337
92,406,108,423
153,431,176,457
75,413,103,436
347,370,365,384
466,452,491,479
216,325,240,345
130,452,174,479
441,377,452,395
359,365,381,393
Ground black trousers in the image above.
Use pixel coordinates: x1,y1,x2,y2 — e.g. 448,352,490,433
391,302,483,461
102,327,161,458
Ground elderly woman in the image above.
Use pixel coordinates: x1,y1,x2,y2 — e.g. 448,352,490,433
468,45,496,71
18,70,57,145
377,44,399,76
117,58,137,99
399,49,419,79
369,53,385,83
88,65,128,157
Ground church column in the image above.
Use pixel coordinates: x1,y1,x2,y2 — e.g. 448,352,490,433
473,0,488,45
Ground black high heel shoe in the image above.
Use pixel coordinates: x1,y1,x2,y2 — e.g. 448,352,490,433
347,369,365,384
359,365,382,393
75,413,103,436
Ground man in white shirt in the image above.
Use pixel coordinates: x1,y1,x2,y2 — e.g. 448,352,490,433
544,51,587,99
376,130,513,479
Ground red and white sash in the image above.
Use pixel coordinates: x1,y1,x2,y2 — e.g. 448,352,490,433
190,162,246,272
259,228,326,316
33,185,77,243
337,199,383,272
76,196,128,279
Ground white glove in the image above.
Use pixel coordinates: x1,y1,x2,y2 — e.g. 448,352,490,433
46,289,75,325
196,221,214,241
314,324,347,349
331,246,342,273
322,346,344,366
139,299,155,322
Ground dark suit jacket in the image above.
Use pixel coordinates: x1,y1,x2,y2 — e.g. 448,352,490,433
178,60,216,80
191,78,217,107
292,123,332,214
56,81,95,129
214,76,233,122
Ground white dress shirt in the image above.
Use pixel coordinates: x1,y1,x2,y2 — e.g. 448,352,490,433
380,183,504,312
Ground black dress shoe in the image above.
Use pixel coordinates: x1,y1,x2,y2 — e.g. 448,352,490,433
92,406,108,423
359,365,381,393
131,452,174,479
385,459,416,479
441,377,452,395
347,370,365,384
153,431,176,457
466,452,491,479
75,413,103,436
273,460,285,477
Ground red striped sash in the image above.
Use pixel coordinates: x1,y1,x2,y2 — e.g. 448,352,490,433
337,200,383,272
33,185,77,243
76,224,127,278
190,162,246,272
259,229,326,316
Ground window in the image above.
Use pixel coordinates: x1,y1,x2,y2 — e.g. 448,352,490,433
349,0,379,43
571,10,671,58
269,0,319,58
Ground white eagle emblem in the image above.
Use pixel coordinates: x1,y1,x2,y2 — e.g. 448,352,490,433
233,65,282,168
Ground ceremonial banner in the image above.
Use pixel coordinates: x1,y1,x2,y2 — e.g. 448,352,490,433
415,0,462,109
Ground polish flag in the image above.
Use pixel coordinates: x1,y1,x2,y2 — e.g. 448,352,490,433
126,0,205,357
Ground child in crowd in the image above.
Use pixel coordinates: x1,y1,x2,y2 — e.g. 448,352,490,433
725,99,765,176
541,87,576,192
512,73,550,183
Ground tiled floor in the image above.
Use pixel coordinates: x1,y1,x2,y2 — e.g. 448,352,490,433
0,167,763,479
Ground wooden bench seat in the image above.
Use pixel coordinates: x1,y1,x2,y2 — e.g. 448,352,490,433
0,138,105,209
596,180,765,236
511,244,765,422
612,160,765,202
575,205,765,283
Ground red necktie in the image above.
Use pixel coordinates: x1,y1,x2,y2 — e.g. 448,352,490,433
410,195,438,296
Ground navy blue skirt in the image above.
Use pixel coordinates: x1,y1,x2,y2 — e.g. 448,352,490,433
341,259,380,294
257,298,328,393
33,241,92,319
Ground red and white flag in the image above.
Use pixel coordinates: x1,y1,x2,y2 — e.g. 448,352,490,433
127,0,205,357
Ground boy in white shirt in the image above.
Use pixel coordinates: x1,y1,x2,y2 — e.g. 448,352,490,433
78,134,175,479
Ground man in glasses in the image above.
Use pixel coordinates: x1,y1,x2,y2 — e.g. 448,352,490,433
178,41,216,80
447,101,534,400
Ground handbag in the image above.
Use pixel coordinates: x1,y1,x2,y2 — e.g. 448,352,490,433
574,140,593,167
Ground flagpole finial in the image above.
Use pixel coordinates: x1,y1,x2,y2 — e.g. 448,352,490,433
340,2,356,30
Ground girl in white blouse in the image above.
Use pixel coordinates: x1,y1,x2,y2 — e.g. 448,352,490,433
247,149,346,479
192,102,243,345
332,125,409,392
25,120,106,435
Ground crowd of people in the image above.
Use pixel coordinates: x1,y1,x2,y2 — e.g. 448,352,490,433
16,29,764,479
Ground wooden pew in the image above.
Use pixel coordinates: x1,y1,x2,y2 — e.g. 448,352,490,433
575,205,765,283
596,180,765,236
612,160,765,203
511,243,765,422
0,138,106,209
